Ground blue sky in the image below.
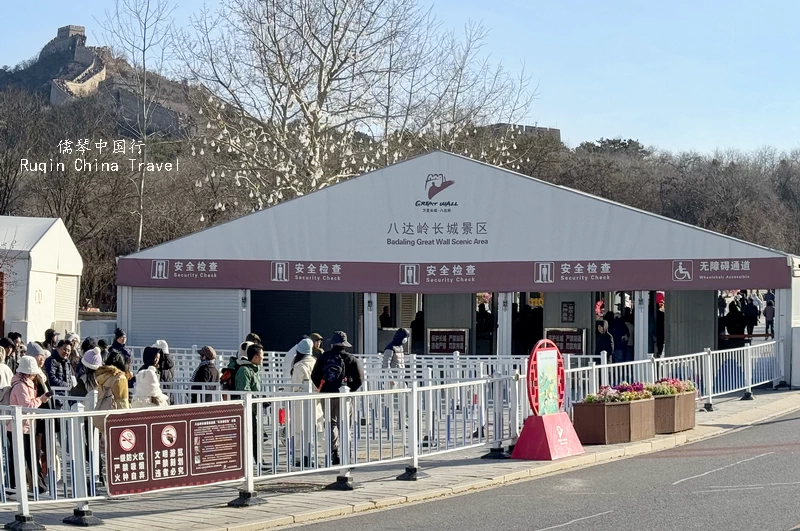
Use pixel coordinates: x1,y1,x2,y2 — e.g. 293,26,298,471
2,0,799,153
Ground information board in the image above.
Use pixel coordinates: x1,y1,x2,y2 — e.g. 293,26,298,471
544,328,586,355
105,403,245,496
427,329,468,354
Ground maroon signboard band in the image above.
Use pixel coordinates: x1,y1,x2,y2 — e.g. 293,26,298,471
118,257,790,293
105,404,245,497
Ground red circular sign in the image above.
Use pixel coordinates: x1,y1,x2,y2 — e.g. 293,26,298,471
527,339,565,415
119,429,136,452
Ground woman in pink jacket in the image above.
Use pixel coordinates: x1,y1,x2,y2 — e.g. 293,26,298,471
6,356,51,493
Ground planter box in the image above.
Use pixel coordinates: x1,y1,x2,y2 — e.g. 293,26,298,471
572,398,655,445
654,391,697,434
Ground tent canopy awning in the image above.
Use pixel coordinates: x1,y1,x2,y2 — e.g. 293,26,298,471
118,152,793,293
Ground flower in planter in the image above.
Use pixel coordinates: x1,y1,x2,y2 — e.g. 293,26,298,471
584,382,652,403
651,378,696,394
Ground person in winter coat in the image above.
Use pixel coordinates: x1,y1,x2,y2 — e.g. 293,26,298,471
309,333,325,358
608,314,629,364
131,347,170,408
311,332,364,465
764,300,776,338
66,333,81,372
290,339,324,466
382,329,409,369
43,329,59,353
6,356,51,493
743,298,759,336
236,343,263,460
70,348,103,397
76,338,98,379
152,339,175,382
191,346,220,403
96,363,130,411
0,338,15,388
235,343,263,393
97,340,109,362
108,328,134,388
6,332,23,374
44,340,75,389
595,320,614,361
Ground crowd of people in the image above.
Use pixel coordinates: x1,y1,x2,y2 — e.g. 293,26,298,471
718,290,775,349
0,327,180,493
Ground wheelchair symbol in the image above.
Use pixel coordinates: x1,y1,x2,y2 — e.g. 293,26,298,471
672,260,693,282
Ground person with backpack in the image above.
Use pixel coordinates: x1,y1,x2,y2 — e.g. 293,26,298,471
220,341,252,396
91,351,131,486
311,332,363,466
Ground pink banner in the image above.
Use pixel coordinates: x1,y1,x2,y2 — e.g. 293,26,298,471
118,257,789,293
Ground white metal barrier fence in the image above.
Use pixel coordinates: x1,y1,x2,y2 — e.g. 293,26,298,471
563,341,782,411
0,373,526,527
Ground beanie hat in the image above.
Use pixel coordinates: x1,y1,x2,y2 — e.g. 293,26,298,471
66,333,80,343
114,328,126,339
239,341,254,360
81,347,103,370
25,342,46,358
152,339,169,355
17,356,39,375
297,338,314,355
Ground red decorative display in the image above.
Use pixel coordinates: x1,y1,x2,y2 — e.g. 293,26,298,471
513,339,584,461
527,339,566,415
105,404,245,496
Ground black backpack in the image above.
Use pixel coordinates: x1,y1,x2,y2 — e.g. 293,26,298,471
319,353,346,390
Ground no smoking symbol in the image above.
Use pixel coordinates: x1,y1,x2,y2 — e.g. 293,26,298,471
119,429,136,452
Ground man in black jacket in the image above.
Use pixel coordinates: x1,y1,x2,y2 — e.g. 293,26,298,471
311,331,364,465
191,346,220,403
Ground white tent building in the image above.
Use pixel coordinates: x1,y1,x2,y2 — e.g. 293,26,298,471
117,152,800,385
0,217,83,340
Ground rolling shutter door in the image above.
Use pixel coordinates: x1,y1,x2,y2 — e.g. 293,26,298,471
377,294,391,315
55,275,78,326
128,288,241,350
400,293,416,327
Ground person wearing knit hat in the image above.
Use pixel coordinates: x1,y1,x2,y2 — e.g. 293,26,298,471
152,339,175,382
131,347,170,408
70,348,103,397
191,346,219,404
7,355,51,493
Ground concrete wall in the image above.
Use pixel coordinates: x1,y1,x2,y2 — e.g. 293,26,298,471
425,294,473,353
664,290,717,356
543,292,593,354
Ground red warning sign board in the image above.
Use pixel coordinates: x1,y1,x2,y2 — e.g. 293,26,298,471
105,403,245,496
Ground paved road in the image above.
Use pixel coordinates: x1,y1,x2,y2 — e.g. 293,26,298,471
291,409,800,531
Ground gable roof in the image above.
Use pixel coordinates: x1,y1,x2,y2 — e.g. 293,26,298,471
0,216,83,275
125,151,790,263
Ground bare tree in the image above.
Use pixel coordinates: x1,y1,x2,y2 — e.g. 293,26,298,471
98,0,177,251
0,90,46,215
179,0,535,212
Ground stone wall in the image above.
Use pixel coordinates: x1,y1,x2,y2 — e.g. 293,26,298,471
49,80,75,106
